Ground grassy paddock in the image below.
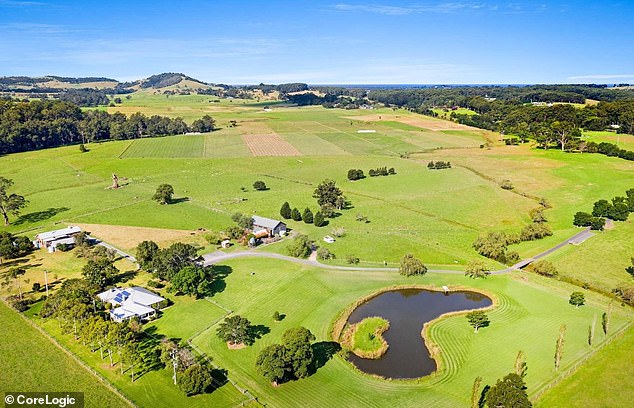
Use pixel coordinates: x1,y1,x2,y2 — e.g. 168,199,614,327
0,301,131,407
343,316,390,359
186,257,632,407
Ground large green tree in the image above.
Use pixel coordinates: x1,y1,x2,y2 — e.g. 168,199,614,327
466,310,490,333
485,373,532,408
256,344,288,385
281,327,315,379
168,265,213,297
465,260,490,279
190,115,216,133
216,315,253,346
178,363,214,396
0,177,28,225
81,258,118,289
313,179,345,209
153,184,174,204
399,254,427,277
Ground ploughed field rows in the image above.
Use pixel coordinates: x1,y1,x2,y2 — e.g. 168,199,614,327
241,133,302,156
114,108,490,158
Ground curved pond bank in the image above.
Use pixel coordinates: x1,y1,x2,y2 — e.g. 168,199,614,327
346,288,492,379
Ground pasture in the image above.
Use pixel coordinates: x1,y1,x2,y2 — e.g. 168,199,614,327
2,96,633,407
0,301,131,408
188,257,633,407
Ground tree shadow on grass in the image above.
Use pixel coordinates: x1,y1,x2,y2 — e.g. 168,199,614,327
206,265,232,297
248,324,270,344
171,197,190,204
310,341,341,374
13,207,70,225
116,269,139,284
208,368,229,392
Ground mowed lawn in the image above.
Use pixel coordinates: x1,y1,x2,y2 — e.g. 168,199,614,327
536,324,634,408
0,301,130,408
186,257,633,408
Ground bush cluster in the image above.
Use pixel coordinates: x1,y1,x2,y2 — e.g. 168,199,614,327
427,161,451,170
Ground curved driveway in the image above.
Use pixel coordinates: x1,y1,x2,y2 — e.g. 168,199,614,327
202,227,592,275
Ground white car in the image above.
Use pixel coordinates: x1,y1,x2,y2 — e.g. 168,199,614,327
323,236,335,243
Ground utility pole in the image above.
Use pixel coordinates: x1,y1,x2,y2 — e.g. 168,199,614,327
44,269,49,297
170,348,178,385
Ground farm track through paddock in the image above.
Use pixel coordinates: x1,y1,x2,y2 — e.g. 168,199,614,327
241,133,302,156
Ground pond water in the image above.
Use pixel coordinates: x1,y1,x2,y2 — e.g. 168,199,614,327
346,288,492,379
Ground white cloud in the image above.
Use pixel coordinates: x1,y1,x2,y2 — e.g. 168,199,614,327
331,2,549,15
568,74,634,81
0,0,46,7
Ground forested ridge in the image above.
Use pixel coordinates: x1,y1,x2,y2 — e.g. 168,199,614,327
0,98,215,154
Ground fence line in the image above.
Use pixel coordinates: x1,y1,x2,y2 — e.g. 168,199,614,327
531,320,633,400
2,300,136,407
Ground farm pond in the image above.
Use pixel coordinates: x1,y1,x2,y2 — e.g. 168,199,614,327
347,288,492,379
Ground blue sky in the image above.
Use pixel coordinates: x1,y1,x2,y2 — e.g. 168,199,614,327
0,0,632,84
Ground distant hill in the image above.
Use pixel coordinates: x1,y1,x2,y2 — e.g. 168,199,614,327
0,72,214,94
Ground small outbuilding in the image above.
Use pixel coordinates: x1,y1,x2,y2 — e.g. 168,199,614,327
252,215,287,237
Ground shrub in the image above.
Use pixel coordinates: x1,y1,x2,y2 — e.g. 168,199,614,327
316,247,335,261
529,260,558,277
302,208,314,224
500,180,514,190
331,227,346,237
32,282,41,292
346,255,360,264
291,208,302,221
313,211,325,227
280,202,292,219
519,223,552,241
347,169,365,181
399,254,427,277
253,180,267,191
79,144,88,152
56,243,72,252
286,235,312,258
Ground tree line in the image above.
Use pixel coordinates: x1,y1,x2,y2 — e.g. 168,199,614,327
0,98,216,154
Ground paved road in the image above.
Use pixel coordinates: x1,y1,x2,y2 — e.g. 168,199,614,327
203,227,592,275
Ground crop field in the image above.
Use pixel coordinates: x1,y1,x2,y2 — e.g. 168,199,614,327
2,95,633,407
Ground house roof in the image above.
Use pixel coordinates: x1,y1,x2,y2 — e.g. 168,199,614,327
110,303,155,320
51,237,76,247
36,226,82,242
252,215,285,230
97,286,164,307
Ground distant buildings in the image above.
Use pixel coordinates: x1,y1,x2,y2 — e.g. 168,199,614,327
97,287,165,322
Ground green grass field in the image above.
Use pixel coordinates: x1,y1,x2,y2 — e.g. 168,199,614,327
187,257,632,407
2,95,634,407
582,130,634,151
536,324,634,408
349,316,390,357
0,301,131,407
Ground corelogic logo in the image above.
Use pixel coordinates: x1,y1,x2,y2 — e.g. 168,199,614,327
4,392,84,408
